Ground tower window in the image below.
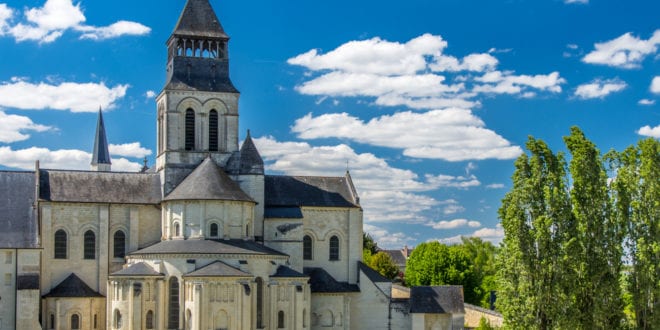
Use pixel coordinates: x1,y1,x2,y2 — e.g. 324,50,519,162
54,229,67,259
71,314,80,329
84,230,96,260
209,110,219,151
303,235,313,260
329,236,339,261
146,310,154,329
113,230,126,258
185,109,195,151
169,278,180,329
210,223,218,237
256,277,264,328
278,311,285,328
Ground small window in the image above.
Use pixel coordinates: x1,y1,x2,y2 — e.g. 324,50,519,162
146,310,154,329
84,230,96,260
4,251,12,264
209,110,219,152
113,230,126,258
278,311,285,328
54,229,67,259
50,314,55,329
169,278,180,329
71,314,80,329
329,236,339,261
174,223,181,237
210,223,218,237
303,235,313,260
114,309,122,329
94,314,97,328
185,109,195,151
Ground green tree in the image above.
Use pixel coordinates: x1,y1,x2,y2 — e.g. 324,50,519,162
459,237,499,308
363,232,378,254
368,251,399,280
406,241,479,304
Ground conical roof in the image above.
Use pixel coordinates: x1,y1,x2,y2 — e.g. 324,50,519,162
239,130,264,175
171,0,229,39
164,157,255,202
44,273,104,298
91,108,111,166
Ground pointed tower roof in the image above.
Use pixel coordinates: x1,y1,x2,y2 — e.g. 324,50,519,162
164,157,255,202
91,107,111,166
43,273,104,298
171,0,229,40
239,130,264,175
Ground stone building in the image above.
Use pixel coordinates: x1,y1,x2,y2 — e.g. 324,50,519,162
0,1,466,329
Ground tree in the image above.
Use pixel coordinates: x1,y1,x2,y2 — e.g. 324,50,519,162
458,237,499,308
406,241,479,304
369,251,399,280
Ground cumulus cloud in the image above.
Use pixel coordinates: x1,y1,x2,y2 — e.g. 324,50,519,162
440,199,465,215
145,90,157,99
363,224,416,249
426,219,481,230
574,78,627,99
652,76,660,94
638,125,660,138
0,111,52,143
291,109,523,162
0,4,12,34
486,183,505,189
582,30,660,69
0,79,128,112
0,146,141,171
108,142,152,158
638,99,656,106
4,0,149,43
433,224,504,245
473,70,565,95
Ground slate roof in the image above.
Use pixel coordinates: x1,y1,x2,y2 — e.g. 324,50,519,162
43,273,104,298
264,207,304,219
130,239,286,256
272,265,307,278
171,0,229,39
91,108,111,166
39,170,161,204
0,171,38,248
409,286,465,314
303,268,359,293
239,131,264,175
265,174,360,208
358,261,391,283
185,261,251,277
383,249,407,267
164,157,254,203
110,262,163,277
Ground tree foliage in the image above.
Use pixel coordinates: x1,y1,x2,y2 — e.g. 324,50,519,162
459,237,499,308
369,251,400,280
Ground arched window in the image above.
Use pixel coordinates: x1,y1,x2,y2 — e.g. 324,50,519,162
210,223,218,237
169,278,180,329
84,230,96,260
71,314,80,329
303,235,313,260
329,236,339,261
209,110,218,151
114,309,122,329
146,310,154,329
174,223,181,237
185,109,195,151
256,277,264,328
278,311,285,328
113,230,126,258
54,229,67,259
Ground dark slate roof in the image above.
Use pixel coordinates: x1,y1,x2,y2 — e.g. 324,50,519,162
110,262,163,277
164,157,254,203
164,57,238,93
43,273,104,298
171,0,229,39
303,268,359,293
358,261,391,283
265,174,359,208
273,265,307,278
264,207,304,219
0,171,38,248
383,250,407,267
130,239,286,256
185,261,251,277
91,108,111,166
239,131,264,175
409,286,465,314
39,170,161,204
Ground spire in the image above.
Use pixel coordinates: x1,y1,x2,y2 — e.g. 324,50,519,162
91,107,111,172
171,0,229,40
239,130,264,175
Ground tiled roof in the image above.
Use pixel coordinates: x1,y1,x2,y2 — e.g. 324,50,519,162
43,273,104,298
383,249,407,266
130,239,286,257
303,268,359,293
185,261,251,277
239,131,264,175
0,171,38,248
39,170,161,204
265,175,359,208
272,265,307,278
171,0,229,39
164,157,254,203
409,286,465,314
110,262,163,277
264,207,304,219
358,262,391,283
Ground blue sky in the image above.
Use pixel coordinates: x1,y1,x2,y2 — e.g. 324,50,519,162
0,0,658,249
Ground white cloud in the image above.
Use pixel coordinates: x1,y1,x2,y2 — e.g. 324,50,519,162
473,70,565,95
440,199,465,215
145,90,157,99
0,79,128,112
486,183,505,189
5,0,149,43
652,76,660,94
638,125,660,138
574,78,627,99
565,0,588,4
291,109,522,162
363,224,416,249
108,142,152,158
582,30,660,69
426,219,481,230
0,4,12,34
433,224,504,245
638,99,656,106
0,111,52,143
0,146,140,171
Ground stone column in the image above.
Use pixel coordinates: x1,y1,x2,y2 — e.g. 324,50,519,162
99,205,109,296
193,282,202,330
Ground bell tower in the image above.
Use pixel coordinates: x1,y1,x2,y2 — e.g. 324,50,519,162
156,0,240,194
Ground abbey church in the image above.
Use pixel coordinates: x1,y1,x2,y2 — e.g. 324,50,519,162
0,1,466,329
